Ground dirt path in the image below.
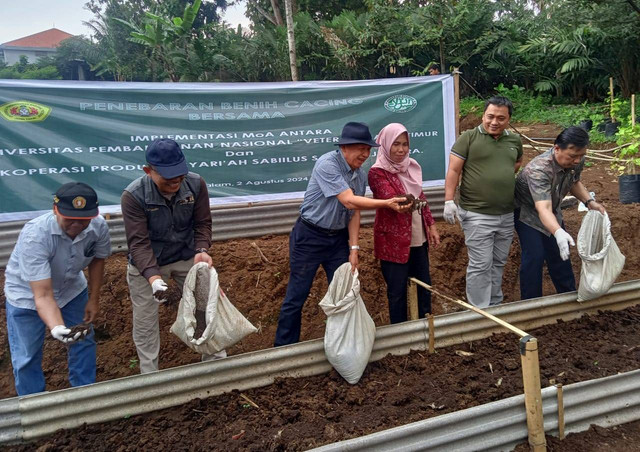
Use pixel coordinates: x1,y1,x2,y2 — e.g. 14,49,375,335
8,304,640,451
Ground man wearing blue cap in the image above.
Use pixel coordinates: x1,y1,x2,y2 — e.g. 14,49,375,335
274,122,409,346
4,182,111,396
122,138,214,373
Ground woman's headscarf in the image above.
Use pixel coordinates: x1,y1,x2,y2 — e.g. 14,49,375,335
371,123,423,197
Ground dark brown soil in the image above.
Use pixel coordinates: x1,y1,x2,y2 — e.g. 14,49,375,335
8,304,640,451
1,121,639,399
0,118,638,452
64,323,91,341
514,420,640,451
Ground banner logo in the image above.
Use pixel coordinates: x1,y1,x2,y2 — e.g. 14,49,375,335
384,95,417,113
0,101,52,122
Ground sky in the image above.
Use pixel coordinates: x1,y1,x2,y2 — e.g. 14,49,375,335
0,0,250,45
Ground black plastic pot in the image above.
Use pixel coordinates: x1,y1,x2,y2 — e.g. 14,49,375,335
619,174,640,204
578,119,593,131
605,121,620,137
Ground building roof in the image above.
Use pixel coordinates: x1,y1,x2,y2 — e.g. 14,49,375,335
2,28,74,48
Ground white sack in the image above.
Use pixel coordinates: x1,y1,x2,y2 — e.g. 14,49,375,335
577,210,625,302
319,263,376,384
170,262,257,355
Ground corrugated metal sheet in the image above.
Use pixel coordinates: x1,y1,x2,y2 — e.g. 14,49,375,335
311,370,640,452
0,187,445,267
0,279,638,444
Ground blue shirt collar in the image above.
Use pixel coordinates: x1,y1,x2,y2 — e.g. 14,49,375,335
335,149,358,179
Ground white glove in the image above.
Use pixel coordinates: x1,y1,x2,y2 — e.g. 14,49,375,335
151,278,168,304
51,325,82,344
553,228,575,261
443,200,460,225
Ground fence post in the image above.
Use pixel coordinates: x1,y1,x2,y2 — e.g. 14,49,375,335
453,68,461,138
520,336,546,451
408,280,418,320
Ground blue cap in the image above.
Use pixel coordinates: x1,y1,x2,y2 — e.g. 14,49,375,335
145,139,189,179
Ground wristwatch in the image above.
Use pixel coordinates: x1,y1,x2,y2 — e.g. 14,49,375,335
350,245,360,251
195,247,209,254
584,198,595,208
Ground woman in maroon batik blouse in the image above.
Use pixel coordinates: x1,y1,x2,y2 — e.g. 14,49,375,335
368,123,440,324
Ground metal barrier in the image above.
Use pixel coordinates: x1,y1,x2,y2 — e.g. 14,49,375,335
0,187,445,267
311,370,640,452
1,279,638,444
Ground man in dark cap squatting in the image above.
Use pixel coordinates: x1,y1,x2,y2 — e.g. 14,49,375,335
274,122,410,346
4,182,111,396
122,138,217,374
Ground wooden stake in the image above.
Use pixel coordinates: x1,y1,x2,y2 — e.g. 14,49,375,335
427,314,435,354
410,278,529,338
610,77,615,121
240,393,260,409
408,280,419,321
520,337,546,451
453,68,461,138
556,383,565,440
632,94,636,127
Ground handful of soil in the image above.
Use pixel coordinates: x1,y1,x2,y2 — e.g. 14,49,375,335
162,285,182,305
398,193,426,212
399,193,416,206
63,323,91,342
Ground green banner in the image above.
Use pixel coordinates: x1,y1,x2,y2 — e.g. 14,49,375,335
0,77,455,221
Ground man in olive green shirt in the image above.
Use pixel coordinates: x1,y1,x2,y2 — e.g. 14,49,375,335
443,96,523,308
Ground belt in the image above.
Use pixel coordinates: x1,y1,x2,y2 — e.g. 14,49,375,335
300,217,346,236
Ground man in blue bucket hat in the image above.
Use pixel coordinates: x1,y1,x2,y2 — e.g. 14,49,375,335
122,138,217,373
274,122,410,346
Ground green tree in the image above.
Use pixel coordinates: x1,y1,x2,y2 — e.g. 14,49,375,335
115,0,203,81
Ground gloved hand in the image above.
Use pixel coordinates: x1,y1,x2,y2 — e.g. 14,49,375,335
553,228,575,261
443,200,460,225
51,325,82,344
151,278,168,304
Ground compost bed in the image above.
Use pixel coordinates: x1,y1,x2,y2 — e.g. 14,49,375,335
1,121,640,399
8,303,640,451
513,419,640,451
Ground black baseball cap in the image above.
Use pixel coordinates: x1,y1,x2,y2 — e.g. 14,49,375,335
337,122,379,147
145,138,189,179
53,182,99,219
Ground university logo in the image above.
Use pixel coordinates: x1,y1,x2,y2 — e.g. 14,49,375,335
384,95,417,113
72,196,87,209
0,101,52,122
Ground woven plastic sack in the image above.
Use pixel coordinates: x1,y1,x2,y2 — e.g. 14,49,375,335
577,210,625,302
319,263,376,384
171,263,257,355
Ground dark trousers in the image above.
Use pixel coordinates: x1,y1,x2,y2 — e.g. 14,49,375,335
514,211,576,300
274,218,349,346
380,243,432,324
